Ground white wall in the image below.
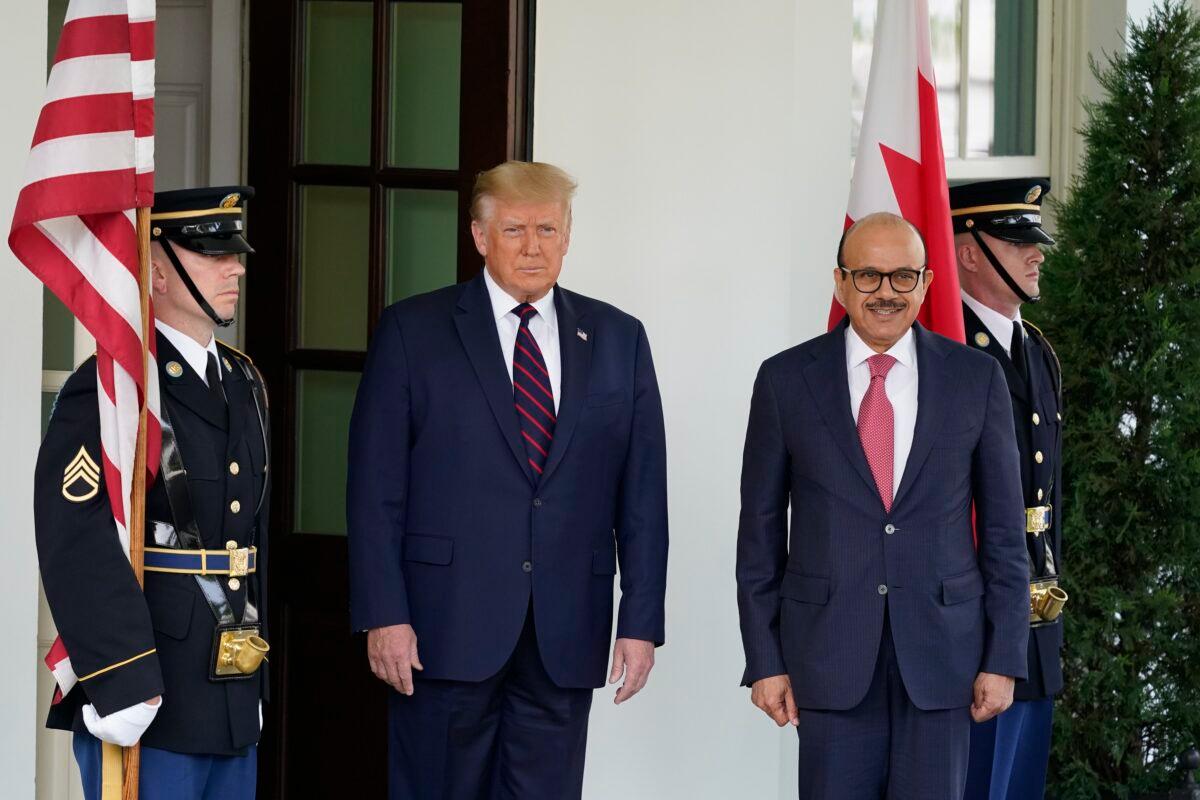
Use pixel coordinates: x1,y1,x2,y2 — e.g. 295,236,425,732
1,3,50,799
534,2,850,797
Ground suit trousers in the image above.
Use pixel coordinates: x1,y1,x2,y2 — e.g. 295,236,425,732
794,611,971,799
964,698,1053,800
388,604,594,800
73,732,256,800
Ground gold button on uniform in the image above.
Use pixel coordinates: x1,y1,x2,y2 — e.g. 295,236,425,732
230,500,241,514
1037,488,1044,501
228,578,241,591
229,461,240,476
226,539,238,550
1032,413,1040,426
1056,412,1062,421
1035,451,1044,464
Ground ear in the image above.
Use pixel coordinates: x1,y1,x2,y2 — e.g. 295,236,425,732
149,246,170,296
956,242,979,273
470,220,488,258
832,267,848,307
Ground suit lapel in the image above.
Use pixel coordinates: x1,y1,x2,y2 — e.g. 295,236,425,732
537,287,591,488
963,302,1027,401
219,347,251,449
453,274,536,485
801,320,879,500
158,333,228,431
893,323,951,509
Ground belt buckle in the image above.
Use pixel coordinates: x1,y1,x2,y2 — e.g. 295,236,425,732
1025,505,1051,535
226,542,250,577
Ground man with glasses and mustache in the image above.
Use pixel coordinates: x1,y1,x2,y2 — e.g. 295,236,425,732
953,180,1065,800
736,212,1029,798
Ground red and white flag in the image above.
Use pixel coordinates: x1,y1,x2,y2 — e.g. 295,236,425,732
831,0,964,342
10,0,161,701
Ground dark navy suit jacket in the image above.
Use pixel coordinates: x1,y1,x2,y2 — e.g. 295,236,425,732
736,320,1028,711
347,273,668,689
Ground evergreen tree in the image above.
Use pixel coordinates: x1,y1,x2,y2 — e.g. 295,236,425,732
1029,2,1200,796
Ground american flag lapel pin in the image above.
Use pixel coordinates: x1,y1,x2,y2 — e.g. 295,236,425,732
577,328,588,342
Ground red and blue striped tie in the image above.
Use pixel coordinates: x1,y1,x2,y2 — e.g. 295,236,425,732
512,303,556,477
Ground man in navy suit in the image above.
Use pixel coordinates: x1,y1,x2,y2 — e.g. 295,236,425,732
347,161,669,799
736,212,1028,798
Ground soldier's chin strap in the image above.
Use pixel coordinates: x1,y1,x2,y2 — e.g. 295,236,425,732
970,229,1040,305
159,238,235,328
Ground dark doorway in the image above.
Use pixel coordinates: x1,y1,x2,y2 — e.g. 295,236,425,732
245,1,533,795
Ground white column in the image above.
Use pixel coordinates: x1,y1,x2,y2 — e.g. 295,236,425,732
534,1,850,797
0,2,51,799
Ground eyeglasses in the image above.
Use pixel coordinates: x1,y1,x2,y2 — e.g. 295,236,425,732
837,266,927,294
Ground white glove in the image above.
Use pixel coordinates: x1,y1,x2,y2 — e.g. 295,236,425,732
82,699,160,747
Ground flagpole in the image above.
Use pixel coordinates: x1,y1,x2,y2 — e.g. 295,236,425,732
121,205,152,800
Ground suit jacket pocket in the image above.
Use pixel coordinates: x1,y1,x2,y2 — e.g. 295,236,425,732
780,572,830,605
146,580,195,641
586,391,626,408
592,547,617,575
941,570,985,605
403,534,453,566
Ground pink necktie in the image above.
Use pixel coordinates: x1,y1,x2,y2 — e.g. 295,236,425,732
858,354,897,512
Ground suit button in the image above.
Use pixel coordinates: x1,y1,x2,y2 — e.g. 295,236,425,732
1032,413,1040,426
522,561,533,573
877,585,888,596
532,498,543,508
229,461,240,476
227,578,241,591
884,524,896,535
230,500,241,514
1035,451,1044,464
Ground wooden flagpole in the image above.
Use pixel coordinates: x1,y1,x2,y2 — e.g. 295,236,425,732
122,205,153,800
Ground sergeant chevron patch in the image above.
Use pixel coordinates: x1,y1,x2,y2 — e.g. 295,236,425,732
62,446,100,503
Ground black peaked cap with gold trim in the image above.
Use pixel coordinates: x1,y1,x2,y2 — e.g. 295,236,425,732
949,178,1054,245
150,185,255,255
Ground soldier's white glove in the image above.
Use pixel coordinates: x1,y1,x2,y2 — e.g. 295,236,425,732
81,699,160,747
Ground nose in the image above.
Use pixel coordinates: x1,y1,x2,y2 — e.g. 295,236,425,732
521,229,541,255
225,255,246,277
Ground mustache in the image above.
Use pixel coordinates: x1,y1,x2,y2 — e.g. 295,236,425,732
865,299,907,310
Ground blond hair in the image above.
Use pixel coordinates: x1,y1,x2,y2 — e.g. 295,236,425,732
470,161,578,223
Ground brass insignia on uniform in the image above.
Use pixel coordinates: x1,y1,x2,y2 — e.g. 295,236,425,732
220,193,240,209
222,357,233,372
166,361,183,378
152,226,162,237
965,218,975,229
974,332,990,348
1025,185,1043,204
62,446,100,503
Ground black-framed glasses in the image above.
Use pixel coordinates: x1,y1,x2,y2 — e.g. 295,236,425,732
837,266,927,294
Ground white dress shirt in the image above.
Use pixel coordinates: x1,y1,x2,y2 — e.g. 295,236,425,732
156,320,222,386
484,268,561,413
846,324,918,498
962,291,1022,357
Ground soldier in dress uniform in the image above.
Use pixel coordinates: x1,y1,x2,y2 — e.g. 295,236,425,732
952,178,1066,800
35,186,270,800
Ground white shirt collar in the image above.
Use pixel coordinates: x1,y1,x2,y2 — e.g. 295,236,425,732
483,267,557,330
845,323,917,372
962,291,1022,354
155,320,220,384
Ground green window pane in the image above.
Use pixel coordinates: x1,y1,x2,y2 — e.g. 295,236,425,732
42,287,75,372
388,2,462,169
298,186,369,350
387,189,459,303
295,369,361,535
302,1,373,166
972,0,1038,157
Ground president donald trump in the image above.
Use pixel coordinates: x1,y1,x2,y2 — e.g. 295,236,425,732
736,213,1028,798
347,161,668,799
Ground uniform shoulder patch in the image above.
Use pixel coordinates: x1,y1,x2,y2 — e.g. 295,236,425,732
62,446,100,503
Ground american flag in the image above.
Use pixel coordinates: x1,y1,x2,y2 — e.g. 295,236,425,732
8,0,161,700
